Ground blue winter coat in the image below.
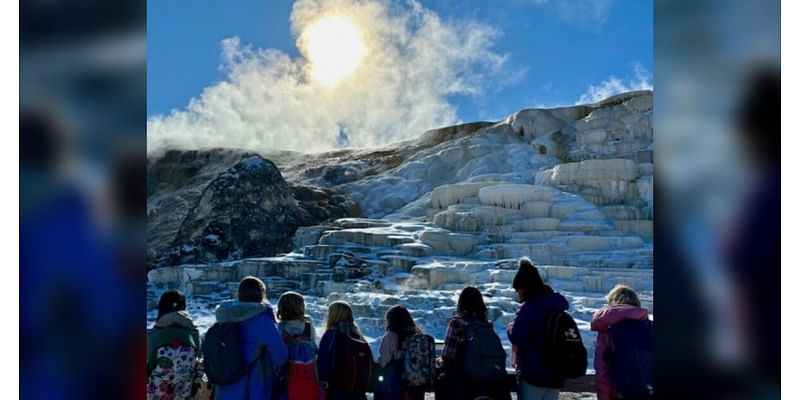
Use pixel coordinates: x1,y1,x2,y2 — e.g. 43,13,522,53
507,291,569,388
214,300,289,400
317,325,368,400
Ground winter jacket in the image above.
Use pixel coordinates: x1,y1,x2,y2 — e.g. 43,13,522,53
590,304,649,400
147,311,201,400
507,291,569,388
214,300,289,400
317,323,368,400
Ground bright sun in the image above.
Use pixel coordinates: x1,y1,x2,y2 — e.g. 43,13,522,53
300,15,366,87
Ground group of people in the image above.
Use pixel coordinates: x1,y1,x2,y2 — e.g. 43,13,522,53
147,257,653,400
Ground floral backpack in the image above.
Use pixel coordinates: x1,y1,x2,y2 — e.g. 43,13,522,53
147,326,200,400
401,333,436,389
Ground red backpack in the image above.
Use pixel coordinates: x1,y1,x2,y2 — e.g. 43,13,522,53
283,323,323,400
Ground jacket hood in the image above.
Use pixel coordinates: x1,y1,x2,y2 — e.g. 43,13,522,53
215,300,275,323
527,291,569,311
590,304,649,332
155,310,196,329
279,316,311,335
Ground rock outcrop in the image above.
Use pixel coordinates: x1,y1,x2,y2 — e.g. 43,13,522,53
150,155,360,267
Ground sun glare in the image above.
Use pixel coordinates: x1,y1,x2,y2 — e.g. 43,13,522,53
301,15,366,87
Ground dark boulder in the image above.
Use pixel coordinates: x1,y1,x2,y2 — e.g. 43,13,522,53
159,155,360,266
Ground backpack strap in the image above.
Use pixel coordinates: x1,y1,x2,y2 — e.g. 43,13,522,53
303,321,312,338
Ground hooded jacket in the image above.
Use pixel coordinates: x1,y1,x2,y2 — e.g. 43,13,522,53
590,304,650,400
507,291,569,388
213,300,289,400
278,316,317,345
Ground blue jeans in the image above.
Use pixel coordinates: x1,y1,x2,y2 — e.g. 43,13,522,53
518,381,559,400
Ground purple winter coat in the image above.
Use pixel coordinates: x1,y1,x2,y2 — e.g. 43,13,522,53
507,291,569,388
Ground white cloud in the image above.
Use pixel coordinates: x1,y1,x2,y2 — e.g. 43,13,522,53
147,0,514,154
532,0,616,28
578,63,653,104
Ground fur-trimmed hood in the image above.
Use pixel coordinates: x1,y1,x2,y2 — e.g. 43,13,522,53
215,300,275,323
155,310,196,329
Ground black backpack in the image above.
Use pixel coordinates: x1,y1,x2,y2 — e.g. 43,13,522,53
463,321,507,382
541,311,587,379
202,322,264,385
332,332,375,394
605,319,654,399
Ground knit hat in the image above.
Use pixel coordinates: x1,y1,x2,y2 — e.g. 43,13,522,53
512,257,545,290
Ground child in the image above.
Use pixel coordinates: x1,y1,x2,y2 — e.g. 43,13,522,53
277,291,317,345
277,291,321,400
439,287,510,400
506,257,569,400
317,301,373,400
147,289,201,400
590,285,650,400
214,276,288,400
375,305,426,400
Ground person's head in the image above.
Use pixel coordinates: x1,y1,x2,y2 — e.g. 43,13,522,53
512,257,550,301
606,285,641,307
325,300,355,331
736,66,780,166
456,287,487,321
20,108,67,172
385,305,418,337
277,291,305,321
238,276,267,303
157,289,187,321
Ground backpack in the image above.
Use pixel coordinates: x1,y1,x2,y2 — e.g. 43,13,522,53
283,322,323,400
332,331,375,394
147,326,200,377
463,321,507,382
401,333,436,389
202,322,264,385
541,310,587,379
147,327,200,399
605,319,654,399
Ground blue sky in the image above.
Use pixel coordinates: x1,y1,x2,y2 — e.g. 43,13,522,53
147,0,652,152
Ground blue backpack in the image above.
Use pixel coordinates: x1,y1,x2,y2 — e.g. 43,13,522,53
463,321,507,382
605,319,654,399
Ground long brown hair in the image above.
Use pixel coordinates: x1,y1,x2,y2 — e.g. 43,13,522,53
277,291,305,321
456,286,488,321
385,305,420,347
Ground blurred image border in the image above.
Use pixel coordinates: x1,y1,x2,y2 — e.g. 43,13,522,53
6,0,20,398
781,0,795,394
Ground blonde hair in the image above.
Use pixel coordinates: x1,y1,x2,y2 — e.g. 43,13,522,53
606,284,641,307
325,301,362,338
277,291,305,321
